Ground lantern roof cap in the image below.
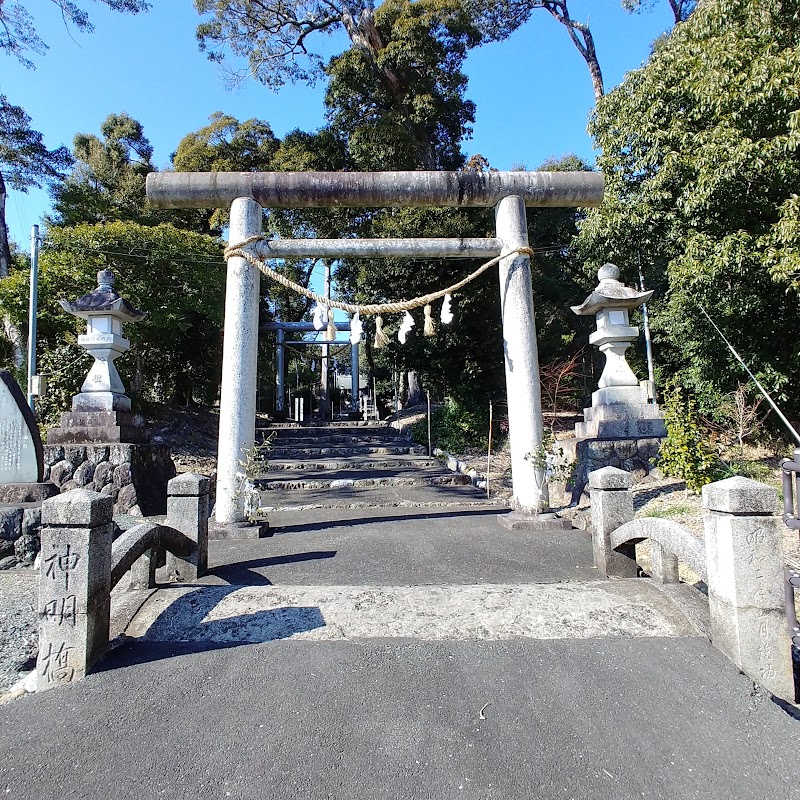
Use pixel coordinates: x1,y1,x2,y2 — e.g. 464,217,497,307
59,269,148,322
571,263,653,316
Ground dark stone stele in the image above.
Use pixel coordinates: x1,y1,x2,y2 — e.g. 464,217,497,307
0,370,44,482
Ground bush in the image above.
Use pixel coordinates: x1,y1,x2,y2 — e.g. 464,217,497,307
410,397,490,453
657,385,725,493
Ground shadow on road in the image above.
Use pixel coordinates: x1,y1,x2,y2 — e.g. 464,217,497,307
272,507,507,536
207,550,338,584
99,585,327,670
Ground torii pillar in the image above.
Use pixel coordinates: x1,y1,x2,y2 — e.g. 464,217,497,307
146,171,603,529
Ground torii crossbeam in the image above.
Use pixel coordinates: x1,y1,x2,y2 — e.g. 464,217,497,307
147,170,604,529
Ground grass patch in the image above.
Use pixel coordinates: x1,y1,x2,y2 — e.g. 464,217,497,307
642,504,696,519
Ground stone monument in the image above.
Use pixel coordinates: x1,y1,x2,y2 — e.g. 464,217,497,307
571,263,666,440
44,269,175,516
0,370,58,567
558,264,667,504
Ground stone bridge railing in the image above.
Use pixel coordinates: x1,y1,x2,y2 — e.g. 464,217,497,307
37,473,209,692
589,466,796,703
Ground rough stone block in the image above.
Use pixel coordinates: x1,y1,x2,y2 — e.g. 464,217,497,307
115,484,138,515
41,490,113,528
92,461,114,489
708,599,795,701
73,461,95,487
704,513,785,608
22,506,41,536
702,477,778,515
110,444,134,464
113,462,133,489
87,446,109,465
165,482,210,580
588,466,633,491
589,477,637,578
14,533,38,564
650,541,680,584
168,473,211,497
129,547,157,590
37,598,110,689
37,513,113,691
0,507,23,541
64,446,87,467
0,539,15,558
49,460,74,487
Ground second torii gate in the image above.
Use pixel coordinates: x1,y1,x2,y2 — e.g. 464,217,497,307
147,170,604,529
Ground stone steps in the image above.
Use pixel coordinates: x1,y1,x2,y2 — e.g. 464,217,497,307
254,421,482,510
267,458,438,471
258,473,472,491
268,445,418,458
264,435,411,446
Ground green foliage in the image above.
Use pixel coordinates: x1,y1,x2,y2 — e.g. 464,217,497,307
35,344,92,430
0,221,226,408
657,386,723,492
0,1,150,69
48,113,172,229
172,112,279,233
0,95,73,276
410,396,489,452
325,0,480,170
577,0,800,416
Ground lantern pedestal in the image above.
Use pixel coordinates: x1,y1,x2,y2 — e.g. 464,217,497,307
44,270,175,516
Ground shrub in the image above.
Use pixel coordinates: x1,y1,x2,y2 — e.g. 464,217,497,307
410,396,490,452
657,385,724,492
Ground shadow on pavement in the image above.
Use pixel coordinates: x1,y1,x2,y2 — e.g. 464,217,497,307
98,585,327,670
272,507,508,536
207,550,338,584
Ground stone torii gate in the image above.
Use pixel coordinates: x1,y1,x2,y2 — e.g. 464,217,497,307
146,170,603,529
262,320,359,415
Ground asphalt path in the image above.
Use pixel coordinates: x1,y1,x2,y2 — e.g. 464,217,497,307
2,504,798,799
1,638,798,800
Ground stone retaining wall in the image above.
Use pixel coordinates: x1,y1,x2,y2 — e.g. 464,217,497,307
553,437,662,505
42,443,175,518
0,506,41,569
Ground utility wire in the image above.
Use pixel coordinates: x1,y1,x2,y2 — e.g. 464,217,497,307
699,304,800,446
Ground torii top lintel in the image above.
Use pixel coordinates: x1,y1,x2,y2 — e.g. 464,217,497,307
146,170,603,210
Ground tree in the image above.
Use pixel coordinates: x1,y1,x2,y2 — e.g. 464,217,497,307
0,221,227,410
0,96,73,367
49,113,176,229
473,1,604,101
1,0,150,68
324,0,479,169
576,0,800,415
0,96,73,278
196,0,480,168
172,112,280,234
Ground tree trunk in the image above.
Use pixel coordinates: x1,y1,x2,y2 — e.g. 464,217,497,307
0,171,12,279
0,172,26,369
405,370,424,407
544,2,604,102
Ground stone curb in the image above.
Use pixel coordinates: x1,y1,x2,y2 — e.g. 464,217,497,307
432,448,487,491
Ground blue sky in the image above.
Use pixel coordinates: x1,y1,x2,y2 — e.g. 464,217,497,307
2,1,675,249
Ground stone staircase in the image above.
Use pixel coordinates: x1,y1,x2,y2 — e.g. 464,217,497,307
253,421,491,510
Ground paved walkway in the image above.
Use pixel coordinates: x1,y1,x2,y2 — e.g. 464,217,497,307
1,502,798,800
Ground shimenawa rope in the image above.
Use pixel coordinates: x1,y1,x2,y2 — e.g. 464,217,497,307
224,235,533,317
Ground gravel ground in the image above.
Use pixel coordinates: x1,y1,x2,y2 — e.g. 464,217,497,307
0,570,38,697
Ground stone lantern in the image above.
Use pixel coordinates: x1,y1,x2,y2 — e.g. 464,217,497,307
48,268,150,446
58,268,147,413
571,264,666,440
